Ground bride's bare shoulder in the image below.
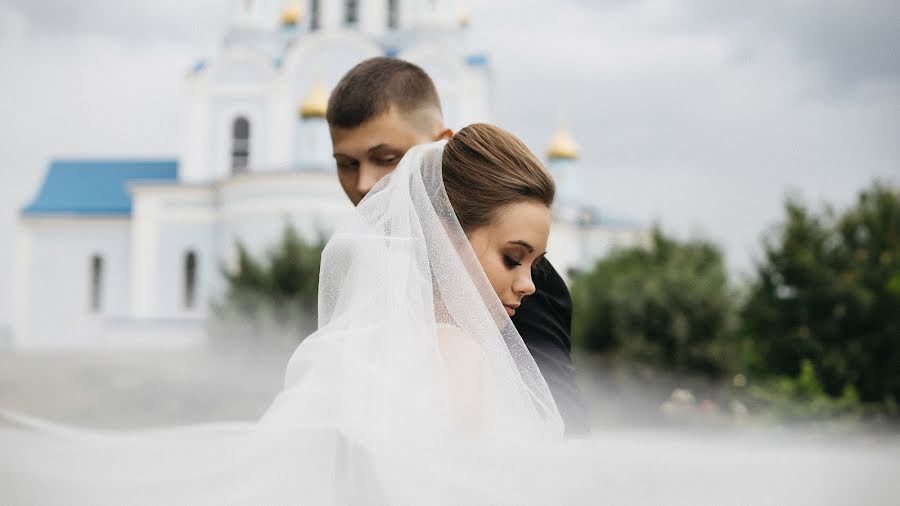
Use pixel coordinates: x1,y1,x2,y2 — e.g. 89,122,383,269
436,324,485,367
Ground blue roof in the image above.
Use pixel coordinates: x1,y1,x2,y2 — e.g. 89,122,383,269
23,159,178,216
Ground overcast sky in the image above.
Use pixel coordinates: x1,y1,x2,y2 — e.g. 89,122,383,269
0,0,898,328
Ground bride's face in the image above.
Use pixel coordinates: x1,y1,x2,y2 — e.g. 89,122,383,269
466,201,551,318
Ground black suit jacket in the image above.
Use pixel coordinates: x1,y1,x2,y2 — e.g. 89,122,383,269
511,259,591,436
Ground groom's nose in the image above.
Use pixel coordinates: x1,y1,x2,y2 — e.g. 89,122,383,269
356,164,391,199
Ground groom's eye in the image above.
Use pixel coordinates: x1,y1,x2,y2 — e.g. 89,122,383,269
374,156,399,166
337,160,358,172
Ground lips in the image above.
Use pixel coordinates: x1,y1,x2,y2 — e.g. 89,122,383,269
504,304,519,317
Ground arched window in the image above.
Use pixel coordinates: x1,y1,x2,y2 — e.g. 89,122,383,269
344,0,359,26
89,255,103,313
184,251,198,310
310,0,321,31
231,116,250,173
387,0,399,29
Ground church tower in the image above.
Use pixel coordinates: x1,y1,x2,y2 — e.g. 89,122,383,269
13,0,500,348
295,81,332,170
546,126,580,205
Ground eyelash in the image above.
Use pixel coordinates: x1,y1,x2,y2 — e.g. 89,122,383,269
503,255,521,269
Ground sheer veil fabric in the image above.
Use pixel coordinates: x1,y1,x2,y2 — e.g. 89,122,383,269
0,141,596,505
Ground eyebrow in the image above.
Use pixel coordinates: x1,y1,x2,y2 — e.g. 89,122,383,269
333,143,397,158
367,143,396,154
507,240,535,253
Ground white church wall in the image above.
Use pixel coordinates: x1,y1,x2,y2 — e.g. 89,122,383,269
16,218,131,348
201,46,277,181
581,227,653,264
281,31,381,100
320,0,344,32
278,32,380,167
548,221,583,283
224,1,286,60
394,0,409,30
179,47,275,182
360,0,388,35
131,173,351,329
212,97,269,177
267,77,296,168
147,186,221,320
457,64,491,126
231,0,278,30
130,188,164,318
153,220,219,320
549,221,654,282
207,47,275,88
400,43,467,129
10,223,31,346
180,81,213,183
404,0,458,29
547,159,578,204
295,118,333,170
322,0,396,33
219,173,351,262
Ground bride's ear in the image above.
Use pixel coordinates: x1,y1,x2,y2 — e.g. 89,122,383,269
435,127,454,141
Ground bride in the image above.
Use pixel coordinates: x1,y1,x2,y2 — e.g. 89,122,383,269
0,124,596,504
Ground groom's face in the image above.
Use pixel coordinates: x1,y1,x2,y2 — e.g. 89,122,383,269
330,107,436,206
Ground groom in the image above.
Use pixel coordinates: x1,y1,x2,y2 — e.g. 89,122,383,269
326,57,590,435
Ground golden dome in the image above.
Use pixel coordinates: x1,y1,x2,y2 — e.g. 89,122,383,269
299,82,329,119
547,127,579,160
457,7,471,27
281,2,301,26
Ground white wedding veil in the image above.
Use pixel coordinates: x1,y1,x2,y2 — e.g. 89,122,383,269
275,139,563,439
0,140,577,505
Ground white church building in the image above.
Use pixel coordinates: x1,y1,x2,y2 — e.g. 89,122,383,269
12,0,649,348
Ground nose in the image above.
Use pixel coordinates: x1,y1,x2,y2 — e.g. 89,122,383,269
513,271,536,298
356,164,386,199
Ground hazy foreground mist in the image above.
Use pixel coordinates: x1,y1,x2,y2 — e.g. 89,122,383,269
1,341,898,504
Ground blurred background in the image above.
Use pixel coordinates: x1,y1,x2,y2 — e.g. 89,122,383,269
0,0,898,442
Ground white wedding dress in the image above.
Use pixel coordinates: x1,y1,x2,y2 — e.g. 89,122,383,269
0,141,597,505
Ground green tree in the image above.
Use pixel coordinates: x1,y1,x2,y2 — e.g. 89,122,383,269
571,228,739,377
210,223,326,344
745,360,864,424
741,182,900,408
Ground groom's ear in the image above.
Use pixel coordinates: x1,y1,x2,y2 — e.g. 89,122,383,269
434,128,454,141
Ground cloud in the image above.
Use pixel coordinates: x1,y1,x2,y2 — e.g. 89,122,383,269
1,0,227,45
466,0,899,272
661,0,900,87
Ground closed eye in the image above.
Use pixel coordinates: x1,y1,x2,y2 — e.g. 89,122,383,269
374,156,399,166
503,255,521,269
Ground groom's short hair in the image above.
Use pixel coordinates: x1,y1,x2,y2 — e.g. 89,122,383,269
326,57,442,129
